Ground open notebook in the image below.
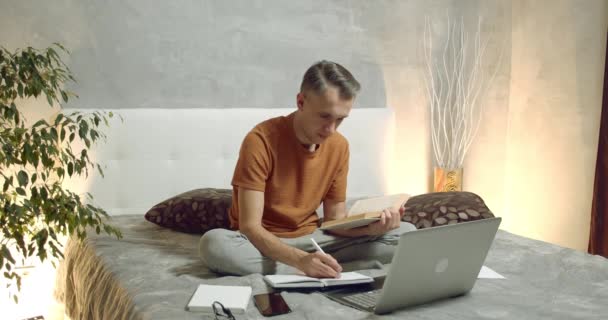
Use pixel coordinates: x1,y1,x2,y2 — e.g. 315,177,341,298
264,271,373,289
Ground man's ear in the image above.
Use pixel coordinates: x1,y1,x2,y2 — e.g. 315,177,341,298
296,92,304,111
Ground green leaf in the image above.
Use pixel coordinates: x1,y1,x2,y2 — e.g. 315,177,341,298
23,143,33,164
60,127,66,141
33,119,46,128
67,162,73,176
40,187,48,200
90,129,98,141
1,245,15,264
57,167,64,178
31,173,37,184
50,127,58,141
33,152,40,167
54,113,63,126
97,164,105,178
69,132,75,142
16,187,26,196
46,93,53,106
17,170,28,186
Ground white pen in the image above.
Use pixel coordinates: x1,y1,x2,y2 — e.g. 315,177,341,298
310,238,326,254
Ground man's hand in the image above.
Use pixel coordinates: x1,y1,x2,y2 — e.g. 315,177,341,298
297,251,343,278
366,207,405,236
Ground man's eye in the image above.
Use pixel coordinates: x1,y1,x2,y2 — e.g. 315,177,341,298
320,114,331,119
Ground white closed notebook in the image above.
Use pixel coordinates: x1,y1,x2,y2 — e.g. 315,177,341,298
264,271,373,288
186,284,252,314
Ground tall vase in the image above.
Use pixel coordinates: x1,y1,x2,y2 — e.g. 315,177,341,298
433,167,463,192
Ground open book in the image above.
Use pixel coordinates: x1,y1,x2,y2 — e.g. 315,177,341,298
264,271,373,289
320,193,409,230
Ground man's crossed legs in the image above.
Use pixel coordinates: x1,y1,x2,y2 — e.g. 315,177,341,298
199,222,416,275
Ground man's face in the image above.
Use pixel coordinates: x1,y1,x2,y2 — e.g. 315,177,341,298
296,86,354,145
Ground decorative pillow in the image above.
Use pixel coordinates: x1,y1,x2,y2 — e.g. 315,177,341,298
144,188,232,234
402,191,495,229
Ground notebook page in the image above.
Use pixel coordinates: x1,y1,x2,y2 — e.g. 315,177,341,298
321,272,372,284
265,274,320,284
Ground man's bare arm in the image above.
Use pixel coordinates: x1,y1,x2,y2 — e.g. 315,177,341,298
238,187,342,277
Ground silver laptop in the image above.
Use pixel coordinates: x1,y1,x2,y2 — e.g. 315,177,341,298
324,217,501,314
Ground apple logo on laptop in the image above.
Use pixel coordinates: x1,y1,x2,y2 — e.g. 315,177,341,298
435,258,449,273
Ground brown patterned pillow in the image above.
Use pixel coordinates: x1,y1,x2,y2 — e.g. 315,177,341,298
402,191,494,229
144,188,232,234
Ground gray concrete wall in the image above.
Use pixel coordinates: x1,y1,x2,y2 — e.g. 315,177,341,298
1,0,607,251
1,0,393,108
0,0,510,110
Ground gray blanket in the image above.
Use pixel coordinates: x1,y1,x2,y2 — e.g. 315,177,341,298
55,215,608,320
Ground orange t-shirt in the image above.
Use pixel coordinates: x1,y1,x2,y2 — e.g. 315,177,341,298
229,112,349,238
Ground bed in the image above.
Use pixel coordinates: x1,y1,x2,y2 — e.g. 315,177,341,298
55,108,608,319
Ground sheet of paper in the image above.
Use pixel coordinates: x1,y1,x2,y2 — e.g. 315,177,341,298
478,266,505,279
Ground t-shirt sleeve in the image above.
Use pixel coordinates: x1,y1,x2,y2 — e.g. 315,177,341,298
231,131,271,192
324,143,349,202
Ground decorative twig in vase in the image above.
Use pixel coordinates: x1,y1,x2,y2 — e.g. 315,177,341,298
422,15,501,192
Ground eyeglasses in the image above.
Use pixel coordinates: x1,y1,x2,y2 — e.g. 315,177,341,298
212,301,236,320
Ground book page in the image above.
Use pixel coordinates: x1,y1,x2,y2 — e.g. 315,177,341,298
348,194,409,215
319,215,381,230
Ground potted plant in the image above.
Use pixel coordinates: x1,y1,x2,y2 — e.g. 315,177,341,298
0,43,121,301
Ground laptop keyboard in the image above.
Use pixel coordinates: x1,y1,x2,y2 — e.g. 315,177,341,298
343,289,381,309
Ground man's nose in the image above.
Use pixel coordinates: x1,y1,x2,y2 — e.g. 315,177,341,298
325,122,336,133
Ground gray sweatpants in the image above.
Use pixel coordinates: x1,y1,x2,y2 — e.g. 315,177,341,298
198,222,416,275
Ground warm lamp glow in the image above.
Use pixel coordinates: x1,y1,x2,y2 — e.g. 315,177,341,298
0,257,65,320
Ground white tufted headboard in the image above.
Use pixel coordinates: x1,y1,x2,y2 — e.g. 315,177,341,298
64,108,395,215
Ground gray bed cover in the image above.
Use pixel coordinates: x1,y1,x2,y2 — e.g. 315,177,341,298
55,215,608,320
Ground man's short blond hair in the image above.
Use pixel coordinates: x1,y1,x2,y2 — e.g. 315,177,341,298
300,60,361,99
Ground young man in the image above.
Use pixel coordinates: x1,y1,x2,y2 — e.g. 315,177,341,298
199,61,415,278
